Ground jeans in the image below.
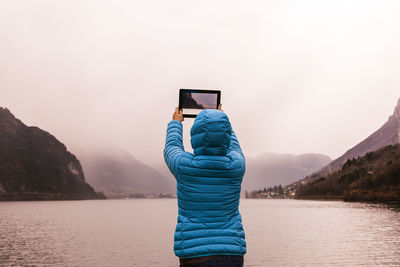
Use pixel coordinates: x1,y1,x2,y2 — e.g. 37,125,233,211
179,255,244,267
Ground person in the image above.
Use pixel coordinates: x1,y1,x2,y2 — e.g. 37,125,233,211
164,105,246,267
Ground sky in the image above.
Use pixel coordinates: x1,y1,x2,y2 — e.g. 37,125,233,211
1,0,400,166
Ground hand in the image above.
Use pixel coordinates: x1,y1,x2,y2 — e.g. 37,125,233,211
218,104,223,112
172,107,184,122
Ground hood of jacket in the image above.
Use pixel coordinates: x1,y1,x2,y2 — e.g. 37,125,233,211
190,109,232,156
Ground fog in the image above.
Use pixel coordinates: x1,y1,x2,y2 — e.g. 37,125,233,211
1,0,399,167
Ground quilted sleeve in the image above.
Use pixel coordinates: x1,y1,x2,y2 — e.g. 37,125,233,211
227,131,246,173
163,120,185,177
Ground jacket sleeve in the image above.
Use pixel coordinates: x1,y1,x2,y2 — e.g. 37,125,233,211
163,120,185,177
227,131,246,172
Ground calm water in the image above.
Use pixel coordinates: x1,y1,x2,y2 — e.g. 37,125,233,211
0,199,399,267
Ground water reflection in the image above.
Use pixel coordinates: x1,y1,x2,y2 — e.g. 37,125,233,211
0,199,399,267
241,200,400,267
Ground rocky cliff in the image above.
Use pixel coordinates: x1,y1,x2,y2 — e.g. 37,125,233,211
0,107,102,200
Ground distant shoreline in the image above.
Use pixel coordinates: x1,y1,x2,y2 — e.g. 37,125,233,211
296,195,400,205
0,192,104,201
0,192,180,201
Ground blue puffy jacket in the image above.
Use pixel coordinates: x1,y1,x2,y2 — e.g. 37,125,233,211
164,109,246,258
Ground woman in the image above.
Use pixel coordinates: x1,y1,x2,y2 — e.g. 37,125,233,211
164,105,246,267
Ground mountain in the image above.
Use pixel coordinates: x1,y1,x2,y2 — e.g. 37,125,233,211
72,143,175,198
243,153,331,191
317,98,400,176
296,144,400,203
290,98,400,189
286,97,400,203
0,107,102,200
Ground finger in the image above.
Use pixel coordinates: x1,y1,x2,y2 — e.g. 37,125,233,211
218,104,222,110
175,107,179,113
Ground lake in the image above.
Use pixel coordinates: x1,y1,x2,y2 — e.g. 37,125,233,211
0,199,399,266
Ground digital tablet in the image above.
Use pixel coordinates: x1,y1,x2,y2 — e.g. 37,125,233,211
179,89,221,118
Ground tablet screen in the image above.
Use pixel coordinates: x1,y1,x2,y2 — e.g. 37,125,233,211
179,89,221,117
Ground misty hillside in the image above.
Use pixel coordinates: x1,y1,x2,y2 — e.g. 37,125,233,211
243,153,331,191
296,144,400,203
73,144,175,197
0,107,101,200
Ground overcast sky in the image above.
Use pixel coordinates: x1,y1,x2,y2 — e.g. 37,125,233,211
1,0,399,166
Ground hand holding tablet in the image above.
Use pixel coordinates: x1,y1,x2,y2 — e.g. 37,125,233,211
172,107,184,122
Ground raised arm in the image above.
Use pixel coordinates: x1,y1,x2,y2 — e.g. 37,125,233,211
218,104,245,162
227,131,244,159
227,130,246,177
163,108,185,177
